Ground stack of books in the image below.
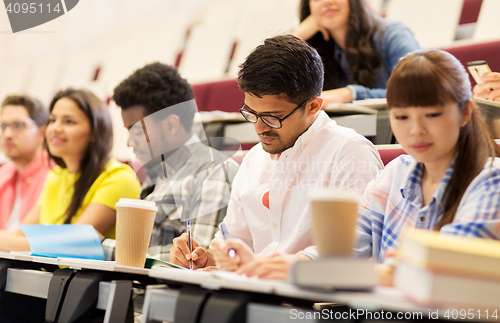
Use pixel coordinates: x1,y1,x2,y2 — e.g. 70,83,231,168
395,229,500,308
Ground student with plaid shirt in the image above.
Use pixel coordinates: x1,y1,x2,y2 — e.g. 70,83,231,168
355,49,500,285
107,63,239,261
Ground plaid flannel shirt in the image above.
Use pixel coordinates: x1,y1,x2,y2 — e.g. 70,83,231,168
355,154,500,263
103,135,239,261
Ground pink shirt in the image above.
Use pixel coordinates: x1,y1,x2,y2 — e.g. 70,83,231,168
0,152,51,229
213,111,383,255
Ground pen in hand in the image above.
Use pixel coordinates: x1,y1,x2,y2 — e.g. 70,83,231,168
187,219,193,270
220,223,236,258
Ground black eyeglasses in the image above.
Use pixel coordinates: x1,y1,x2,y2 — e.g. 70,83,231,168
239,97,313,129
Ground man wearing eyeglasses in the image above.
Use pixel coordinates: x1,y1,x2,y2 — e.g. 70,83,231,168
170,35,383,277
0,95,50,230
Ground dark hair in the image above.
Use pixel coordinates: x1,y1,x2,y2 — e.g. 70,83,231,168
113,62,195,132
48,89,113,224
1,95,48,127
299,0,381,90
386,49,500,230
237,34,324,104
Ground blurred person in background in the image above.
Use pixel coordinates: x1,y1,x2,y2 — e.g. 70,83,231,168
0,88,141,251
0,95,50,231
293,0,420,105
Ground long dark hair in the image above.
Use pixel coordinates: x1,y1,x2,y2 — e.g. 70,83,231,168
299,0,381,90
47,89,113,224
386,49,500,230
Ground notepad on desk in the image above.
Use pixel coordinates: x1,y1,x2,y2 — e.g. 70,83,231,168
473,97,500,120
144,257,188,270
323,103,378,116
197,111,245,123
352,98,387,109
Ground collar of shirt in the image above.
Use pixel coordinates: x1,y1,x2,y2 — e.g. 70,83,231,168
270,111,332,161
19,151,49,180
144,134,201,181
400,156,456,210
1,151,49,182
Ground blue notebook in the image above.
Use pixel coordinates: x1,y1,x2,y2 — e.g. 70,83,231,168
20,224,105,261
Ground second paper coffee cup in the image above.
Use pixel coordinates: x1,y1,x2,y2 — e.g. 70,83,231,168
310,190,360,257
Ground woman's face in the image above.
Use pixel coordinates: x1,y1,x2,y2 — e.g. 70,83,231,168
46,97,93,166
389,101,471,170
309,0,350,33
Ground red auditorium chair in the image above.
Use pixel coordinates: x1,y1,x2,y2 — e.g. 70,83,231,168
192,79,244,112
375,145,406,166
459,0,483,24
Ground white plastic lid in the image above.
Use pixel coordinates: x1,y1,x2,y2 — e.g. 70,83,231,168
115,198,158,211
309,189,360,203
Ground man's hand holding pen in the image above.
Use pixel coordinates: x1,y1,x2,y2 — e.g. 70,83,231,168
169,231,256,270
169,233,211,269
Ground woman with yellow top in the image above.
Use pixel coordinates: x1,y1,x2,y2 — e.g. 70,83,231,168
0,88,141,251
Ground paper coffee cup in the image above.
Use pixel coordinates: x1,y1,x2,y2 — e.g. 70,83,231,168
115,198,158,267
309,190,360,257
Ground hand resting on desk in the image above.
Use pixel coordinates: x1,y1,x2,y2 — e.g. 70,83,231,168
213,239,310,280
211,239,255,271
235,253,310,280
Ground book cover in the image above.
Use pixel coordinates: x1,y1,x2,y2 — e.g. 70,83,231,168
20,224,105,261
290,257,377,291
398,229,500,280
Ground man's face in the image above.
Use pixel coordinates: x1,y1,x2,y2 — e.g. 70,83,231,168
243,94,313,155
0,105,43,163
122,105,152,165
121,105,175,166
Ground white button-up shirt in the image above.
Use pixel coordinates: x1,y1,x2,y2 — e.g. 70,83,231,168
213,111,383,255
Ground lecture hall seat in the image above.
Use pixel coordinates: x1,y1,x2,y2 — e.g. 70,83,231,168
192,79,244,112
459,0,483,24
375,145,406,166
